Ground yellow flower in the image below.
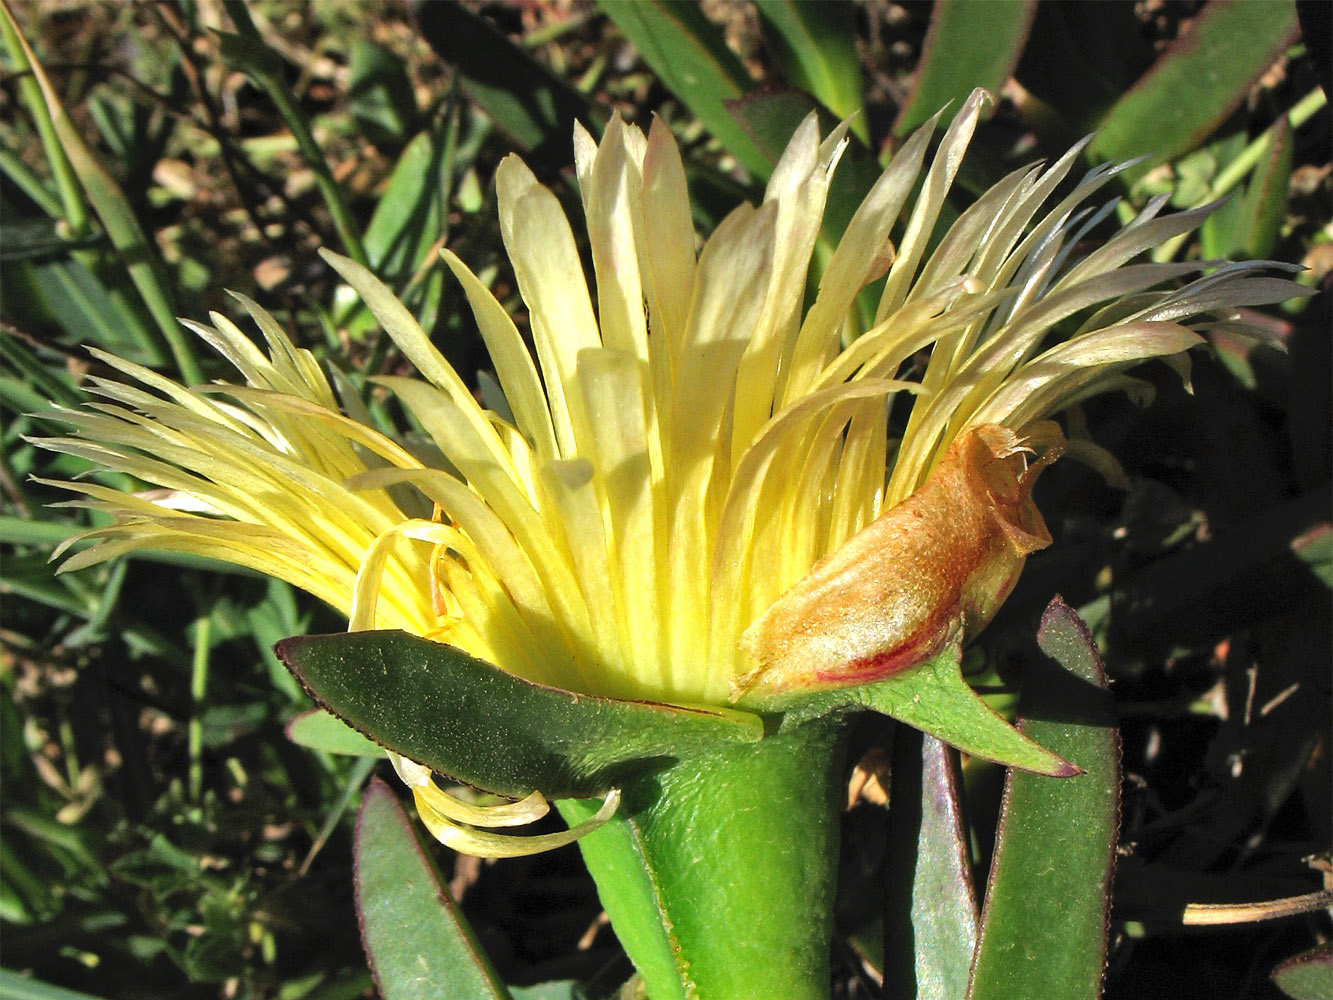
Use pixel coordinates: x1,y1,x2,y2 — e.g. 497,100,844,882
39,90,1297,853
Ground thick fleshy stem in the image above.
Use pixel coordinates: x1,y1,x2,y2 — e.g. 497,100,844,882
560,716,847,1000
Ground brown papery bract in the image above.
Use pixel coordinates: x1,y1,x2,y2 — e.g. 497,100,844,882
733,422,1064,700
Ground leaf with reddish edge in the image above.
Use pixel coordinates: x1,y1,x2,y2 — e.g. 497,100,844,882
745,640,1077,778
355,778,511,1000
882,728,981,1000
1088,0,1301,176
1271,942,1333,1000
967,597,1121,1000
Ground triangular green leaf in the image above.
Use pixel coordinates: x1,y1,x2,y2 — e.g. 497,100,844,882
745,642,1076,776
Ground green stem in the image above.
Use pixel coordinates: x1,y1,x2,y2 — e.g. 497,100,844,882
563,716,847,1000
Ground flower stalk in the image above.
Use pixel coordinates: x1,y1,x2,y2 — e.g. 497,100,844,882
563,716,847,1000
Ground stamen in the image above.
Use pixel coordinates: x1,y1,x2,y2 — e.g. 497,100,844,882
350,519,470,632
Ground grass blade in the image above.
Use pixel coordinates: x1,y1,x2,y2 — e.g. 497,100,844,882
753,0,868,143
0,3,201,385
414,2,601,173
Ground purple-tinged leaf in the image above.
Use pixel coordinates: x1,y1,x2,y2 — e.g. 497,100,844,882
1272,942,1333,1000
968,598,1121,1000
882,728,980,1000
355,778,510,1000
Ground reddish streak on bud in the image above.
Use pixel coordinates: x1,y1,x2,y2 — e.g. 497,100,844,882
733,423,1064,700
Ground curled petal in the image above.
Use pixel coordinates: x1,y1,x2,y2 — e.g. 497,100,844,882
412,786,621,859
735,423,1064,699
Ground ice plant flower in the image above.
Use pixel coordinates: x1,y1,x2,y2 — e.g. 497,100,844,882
39,90,1306,999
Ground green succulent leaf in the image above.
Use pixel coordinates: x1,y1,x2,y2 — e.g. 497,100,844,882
355,778,511,1000
967,598,1121,1000
882,729,980,1000
276,630,764,799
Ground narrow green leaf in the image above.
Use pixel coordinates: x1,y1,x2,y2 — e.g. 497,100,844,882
276,630,764,800
1235,113,1294,260
882,729,980,1000
0,146,65,219
894,0,1037,136
0,7,88,237
348,39,417,146
1271,943,1333,1000
753,0,868,143
0,328,84,409
363,131,444,278
1088,0,1301,172
414,3,601,173
724,88,882,246
287,708,383,757
967,598,1120,1000
355,778,511,1000
598,0,772,178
